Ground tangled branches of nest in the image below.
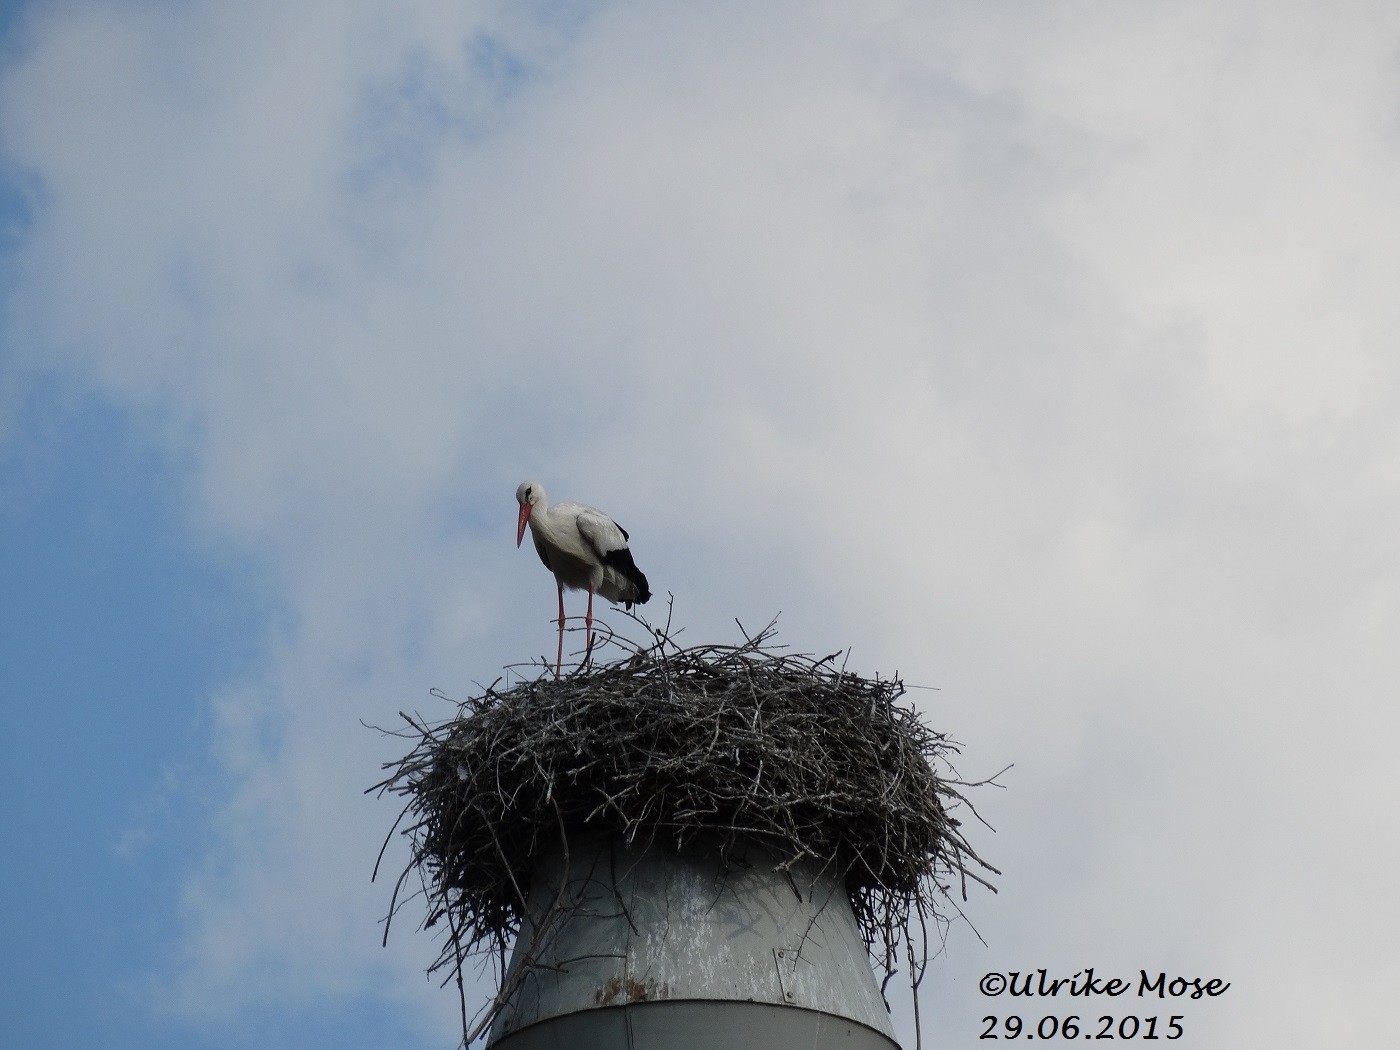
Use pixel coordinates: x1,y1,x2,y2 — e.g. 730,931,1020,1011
372,616,999,1040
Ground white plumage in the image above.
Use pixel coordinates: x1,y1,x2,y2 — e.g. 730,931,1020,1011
515,480,651,677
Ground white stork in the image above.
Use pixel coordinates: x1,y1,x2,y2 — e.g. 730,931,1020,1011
515,480,651,677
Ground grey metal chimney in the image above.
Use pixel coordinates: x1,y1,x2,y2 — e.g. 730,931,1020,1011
488,836,900,1049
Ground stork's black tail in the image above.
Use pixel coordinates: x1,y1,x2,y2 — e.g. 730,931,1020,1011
604,547,652,607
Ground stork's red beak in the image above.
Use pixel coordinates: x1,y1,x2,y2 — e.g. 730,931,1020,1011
516,503,531,547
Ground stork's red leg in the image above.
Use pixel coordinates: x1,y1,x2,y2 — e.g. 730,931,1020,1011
583,586,596,666
555,580,565,679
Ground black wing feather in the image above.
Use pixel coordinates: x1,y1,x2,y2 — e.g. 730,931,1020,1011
603,546,651,605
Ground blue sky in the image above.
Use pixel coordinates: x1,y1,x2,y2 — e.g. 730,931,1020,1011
0,379,282,1046
3,2,1400,1048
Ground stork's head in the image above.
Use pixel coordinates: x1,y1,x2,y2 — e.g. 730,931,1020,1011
515,480,545,546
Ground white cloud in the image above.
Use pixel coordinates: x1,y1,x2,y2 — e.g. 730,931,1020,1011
4,0,1399,1045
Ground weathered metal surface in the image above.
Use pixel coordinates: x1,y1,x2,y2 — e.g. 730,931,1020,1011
491,1000,899,1050
487,837,900,1048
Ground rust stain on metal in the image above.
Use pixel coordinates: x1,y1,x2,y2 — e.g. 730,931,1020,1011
593,975,671,1006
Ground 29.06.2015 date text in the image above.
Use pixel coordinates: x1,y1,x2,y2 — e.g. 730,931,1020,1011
981,1015,1185,1040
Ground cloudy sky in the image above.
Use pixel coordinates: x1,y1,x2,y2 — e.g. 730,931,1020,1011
3,1,1398,1047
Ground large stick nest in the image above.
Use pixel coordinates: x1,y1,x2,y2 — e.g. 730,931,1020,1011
372,616,999,1043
